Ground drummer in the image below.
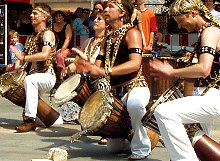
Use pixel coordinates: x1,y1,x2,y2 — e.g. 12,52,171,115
74,0,151,159
60,8,108,82
149,0,220,160
9,4,62,132
61,6,109,144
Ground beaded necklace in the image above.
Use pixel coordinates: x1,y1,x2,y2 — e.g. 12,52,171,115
105,23,132,72
85,36,105,58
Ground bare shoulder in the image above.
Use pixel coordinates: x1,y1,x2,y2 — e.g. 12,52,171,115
126,27,142,48
126,27,141,39
201,26,220,50
43,30,55,44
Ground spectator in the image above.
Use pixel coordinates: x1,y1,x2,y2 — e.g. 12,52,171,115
71,7,83,23
8,30,24,64
203,0,220,21
83,1,104,38
53,10,72,80
135,0,158,52
72,8,90,47
131,0,147,50
16,10,33,35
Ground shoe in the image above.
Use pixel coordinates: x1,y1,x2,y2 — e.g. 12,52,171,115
15,117,37,132
127,153,147,160
15,122,37,132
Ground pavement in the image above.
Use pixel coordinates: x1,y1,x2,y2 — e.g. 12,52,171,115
0,92,220,161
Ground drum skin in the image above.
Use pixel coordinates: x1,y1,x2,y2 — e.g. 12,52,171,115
54,74,92,107
80,91,159,150
0,71,60,127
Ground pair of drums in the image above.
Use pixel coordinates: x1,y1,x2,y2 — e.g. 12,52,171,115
54,74,159,150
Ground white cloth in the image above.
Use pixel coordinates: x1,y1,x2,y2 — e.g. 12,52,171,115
154,87,220,161
107,87,151,157
24,73,56,118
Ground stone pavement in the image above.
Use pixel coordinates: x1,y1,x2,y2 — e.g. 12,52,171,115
0,92,219,161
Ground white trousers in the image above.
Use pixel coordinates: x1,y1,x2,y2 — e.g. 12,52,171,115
24,73,56,118
154,88,220,161
107,87,151,156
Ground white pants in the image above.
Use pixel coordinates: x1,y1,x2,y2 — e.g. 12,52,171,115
154,88,220,161
107,87,151,156
24,73,56,118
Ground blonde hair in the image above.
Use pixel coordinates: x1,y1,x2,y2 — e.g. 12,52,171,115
9,30,19,38
169,0,220,25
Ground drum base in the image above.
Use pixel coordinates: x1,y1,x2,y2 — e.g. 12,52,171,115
194,135,220,161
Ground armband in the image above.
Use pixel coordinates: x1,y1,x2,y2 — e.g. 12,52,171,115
128,48,143,55
200,46,216,56
43,41,54,48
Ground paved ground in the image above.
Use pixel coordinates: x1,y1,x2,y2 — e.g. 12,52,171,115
0,92,220,161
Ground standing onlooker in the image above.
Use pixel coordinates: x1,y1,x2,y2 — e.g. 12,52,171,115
83,1,104,38
8,30,24,64
131,0,147,50
16,10,33,35
53,10,72,80
72,8,90,47
135,0,158,52
203,0,220,21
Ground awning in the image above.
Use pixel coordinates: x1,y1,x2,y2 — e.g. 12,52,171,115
5,0,30,3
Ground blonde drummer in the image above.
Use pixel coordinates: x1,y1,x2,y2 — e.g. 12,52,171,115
9,4,62,132
149,0,220,160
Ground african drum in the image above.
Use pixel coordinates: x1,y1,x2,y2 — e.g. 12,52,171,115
0,71,60,127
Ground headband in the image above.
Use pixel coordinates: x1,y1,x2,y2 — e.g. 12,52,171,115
34,7,51,17
108,0,125,12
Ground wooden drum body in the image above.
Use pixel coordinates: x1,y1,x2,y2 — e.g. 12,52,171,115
142,55,193,101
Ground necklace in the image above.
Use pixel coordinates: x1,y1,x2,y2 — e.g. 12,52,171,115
105,23,132,68
85,36,105,58
105,23,132,79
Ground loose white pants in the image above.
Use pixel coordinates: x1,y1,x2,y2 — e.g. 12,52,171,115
24,73,56,118
154,88,220,161
107,87,151,157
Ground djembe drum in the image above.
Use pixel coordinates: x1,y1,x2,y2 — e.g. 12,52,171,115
0,70,60,127
71,91,159,150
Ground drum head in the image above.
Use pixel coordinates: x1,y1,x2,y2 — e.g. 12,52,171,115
79,91,111,131
0,70,26,95
54,74,82,105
